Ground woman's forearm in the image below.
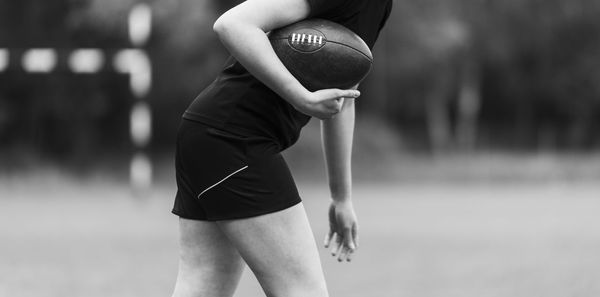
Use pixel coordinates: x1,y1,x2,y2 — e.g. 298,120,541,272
213,2,311,108
321,99,355,201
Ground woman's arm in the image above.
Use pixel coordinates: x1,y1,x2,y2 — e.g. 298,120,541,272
213,0,360,119
321,97,358,262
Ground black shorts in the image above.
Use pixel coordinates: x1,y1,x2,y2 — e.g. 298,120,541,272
172,119,302,221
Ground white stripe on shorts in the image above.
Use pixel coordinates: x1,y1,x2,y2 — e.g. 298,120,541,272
197,165,249,199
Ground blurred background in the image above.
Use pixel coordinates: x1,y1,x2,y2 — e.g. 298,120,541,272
1,0,600,296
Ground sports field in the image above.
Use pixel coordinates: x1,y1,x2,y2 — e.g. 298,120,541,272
1,167,600,297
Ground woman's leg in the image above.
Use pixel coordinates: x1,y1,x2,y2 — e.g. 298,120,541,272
217,203,329,297
171,218,246,297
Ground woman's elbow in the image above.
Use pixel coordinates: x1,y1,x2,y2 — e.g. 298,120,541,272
213,9,241,36
213,15,249,39
214,12,262,36
212,15,229,35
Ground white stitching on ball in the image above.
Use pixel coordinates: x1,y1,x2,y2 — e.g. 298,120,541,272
290,33,324,46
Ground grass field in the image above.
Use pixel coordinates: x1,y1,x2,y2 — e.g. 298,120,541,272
1,169,600,297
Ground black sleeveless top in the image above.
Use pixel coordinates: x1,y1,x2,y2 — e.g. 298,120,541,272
183,0,393,149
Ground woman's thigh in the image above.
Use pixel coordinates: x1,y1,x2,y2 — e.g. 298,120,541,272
217,203,329,297
172,218,245,297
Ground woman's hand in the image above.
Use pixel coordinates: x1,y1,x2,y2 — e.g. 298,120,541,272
294,89,360,120
324,200,358,262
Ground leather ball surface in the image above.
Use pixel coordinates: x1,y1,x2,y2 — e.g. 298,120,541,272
269,19,373,91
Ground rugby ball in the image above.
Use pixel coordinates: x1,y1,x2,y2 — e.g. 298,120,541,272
269,19,373,91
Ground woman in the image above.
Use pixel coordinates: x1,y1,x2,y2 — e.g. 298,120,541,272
171,0,392,296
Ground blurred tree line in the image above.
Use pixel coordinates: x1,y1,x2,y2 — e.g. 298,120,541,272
1,0,600,167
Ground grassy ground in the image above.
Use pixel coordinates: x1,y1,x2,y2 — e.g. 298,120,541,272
1,169,600,297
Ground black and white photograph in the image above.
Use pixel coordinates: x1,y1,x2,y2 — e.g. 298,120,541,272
1,0,600,296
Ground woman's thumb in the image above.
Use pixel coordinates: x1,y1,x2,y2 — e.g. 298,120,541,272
317,88,360,100
344,229,356,250
338,89,360,99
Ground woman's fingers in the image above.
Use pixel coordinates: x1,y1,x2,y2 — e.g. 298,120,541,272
315,89,360,102
343,228,356,250
330,233,343,256
336,89,360,99
335,243,344,259
352,223,359,249
336,228,355,262
307,88,359,119
338,245,356,262
329,227,357,262
326,232,339,254
323,98,343,116
334,98,344,112
322,89,355,115
336,242,356,262
345,248,355,262
324,229,334,248
337,246,347,262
